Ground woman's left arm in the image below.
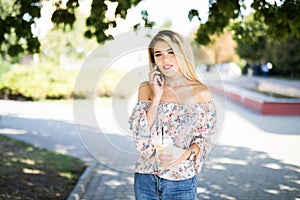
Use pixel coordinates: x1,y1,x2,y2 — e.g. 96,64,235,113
190,101,217,161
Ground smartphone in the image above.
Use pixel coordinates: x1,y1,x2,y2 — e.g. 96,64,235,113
156,66,163,86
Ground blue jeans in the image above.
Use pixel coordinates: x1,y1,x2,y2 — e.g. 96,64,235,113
134,173,197,200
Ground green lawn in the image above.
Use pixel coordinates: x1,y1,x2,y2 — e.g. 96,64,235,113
0,135,86,200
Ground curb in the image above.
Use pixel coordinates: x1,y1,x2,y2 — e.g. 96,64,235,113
67,161,99,200
211,84,300,115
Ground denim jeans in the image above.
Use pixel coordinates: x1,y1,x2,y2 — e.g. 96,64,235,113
134,173,197,200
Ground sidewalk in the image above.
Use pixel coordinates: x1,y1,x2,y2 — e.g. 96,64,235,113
1,75,300,200
68,94,300,200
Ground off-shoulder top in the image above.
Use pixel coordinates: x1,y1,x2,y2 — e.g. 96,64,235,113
128,100,217,180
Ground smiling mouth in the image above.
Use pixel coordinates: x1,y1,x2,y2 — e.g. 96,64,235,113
163,64,173,70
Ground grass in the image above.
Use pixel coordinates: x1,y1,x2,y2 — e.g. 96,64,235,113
0,135,87,200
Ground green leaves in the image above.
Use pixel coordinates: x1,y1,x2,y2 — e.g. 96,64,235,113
133,10,155,30
0,0,41,58
251,0,300,40
193,0,244,45
51,9,76,28
51,0,79,28
84,0,110,44
188,9,201,22
1,0,300,58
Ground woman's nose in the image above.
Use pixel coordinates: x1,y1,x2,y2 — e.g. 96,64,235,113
162,54,169,63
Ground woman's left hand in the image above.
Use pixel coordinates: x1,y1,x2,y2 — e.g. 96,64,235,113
158,149,192,169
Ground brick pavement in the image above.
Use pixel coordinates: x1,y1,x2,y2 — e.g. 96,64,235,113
69,91,300,200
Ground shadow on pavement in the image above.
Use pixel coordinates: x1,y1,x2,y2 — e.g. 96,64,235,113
1,114,299,199
0,114,93,162
199,144,300,199
81,143,300,200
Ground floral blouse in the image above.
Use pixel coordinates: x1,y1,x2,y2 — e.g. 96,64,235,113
128,100,217,181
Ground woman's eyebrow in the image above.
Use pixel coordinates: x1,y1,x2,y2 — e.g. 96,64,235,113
154,48,173,53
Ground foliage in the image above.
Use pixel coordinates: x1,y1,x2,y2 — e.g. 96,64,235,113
75,66,124,98
84,0,142,43
39,9,98,66
231,14,268,62
0,64,77,100
251,0,300,40
0,135,86,200
0,0,41,57
51,0,79,29
193,0,243,45
1,0,300,58
97,68,121,97
230,13,300,77
191,0,300,45
266,36,300,77
0,61,127,100
199,29,241,65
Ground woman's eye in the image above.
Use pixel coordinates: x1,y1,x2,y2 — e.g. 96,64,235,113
168,51,174,55
154,53,162,57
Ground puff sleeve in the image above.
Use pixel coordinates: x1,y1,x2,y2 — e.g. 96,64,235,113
128,100,159,159
190,101,217,171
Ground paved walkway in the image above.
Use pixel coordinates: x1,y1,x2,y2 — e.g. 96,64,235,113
1,75,300,200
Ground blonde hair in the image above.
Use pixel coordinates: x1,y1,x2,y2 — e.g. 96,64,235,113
148,30,201,83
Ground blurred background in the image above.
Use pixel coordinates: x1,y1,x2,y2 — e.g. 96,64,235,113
0,0,299,101
0,0,299,199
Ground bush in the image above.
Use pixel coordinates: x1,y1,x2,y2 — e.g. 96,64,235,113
0,61,133,100
97,68,123,97
0,64,77,101
74,66,125,98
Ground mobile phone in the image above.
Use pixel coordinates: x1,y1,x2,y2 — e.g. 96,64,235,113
156,66,163,86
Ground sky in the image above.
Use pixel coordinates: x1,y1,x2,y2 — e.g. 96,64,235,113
124,0,209,36
35,0,209,38
37,0,282,39
105,0,255,37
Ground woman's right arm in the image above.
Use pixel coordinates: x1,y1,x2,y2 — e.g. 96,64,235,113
138,82,160,129
129,67,164,158
143,66,164,128
128,82,160,158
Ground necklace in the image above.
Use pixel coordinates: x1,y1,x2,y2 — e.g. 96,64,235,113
164,76,189,87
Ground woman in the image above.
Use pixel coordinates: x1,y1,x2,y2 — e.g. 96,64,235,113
129,30,217,200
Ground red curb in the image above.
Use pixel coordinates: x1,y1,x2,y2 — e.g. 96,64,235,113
211,85,300,115
261,102,300,115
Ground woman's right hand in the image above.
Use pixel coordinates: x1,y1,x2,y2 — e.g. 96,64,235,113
149,66,164,102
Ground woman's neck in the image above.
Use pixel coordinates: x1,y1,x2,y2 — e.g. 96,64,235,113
164,75,189,88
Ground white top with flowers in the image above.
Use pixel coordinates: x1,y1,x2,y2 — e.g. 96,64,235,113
129,100,217,181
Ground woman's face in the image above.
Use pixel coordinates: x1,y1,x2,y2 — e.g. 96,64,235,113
153,40,182,78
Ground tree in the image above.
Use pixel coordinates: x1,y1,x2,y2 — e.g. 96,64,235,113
1,0,300,58
0,0,41,58
231,14,268,62
39,9,98,66
191,0,300,45
201,29,241,65
230,13,300,77
267,36,300,77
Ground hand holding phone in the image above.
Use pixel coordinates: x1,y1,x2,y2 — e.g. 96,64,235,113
148,65,164,102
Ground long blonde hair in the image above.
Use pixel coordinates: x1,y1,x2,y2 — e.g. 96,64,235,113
148,30,201,83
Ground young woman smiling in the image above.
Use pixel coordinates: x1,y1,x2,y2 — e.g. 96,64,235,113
129,30,217,200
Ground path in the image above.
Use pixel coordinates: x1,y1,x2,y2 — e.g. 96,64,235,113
0,77,300,199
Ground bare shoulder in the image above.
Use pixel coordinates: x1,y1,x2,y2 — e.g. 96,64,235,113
138,81,152,101
192,82,213,104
